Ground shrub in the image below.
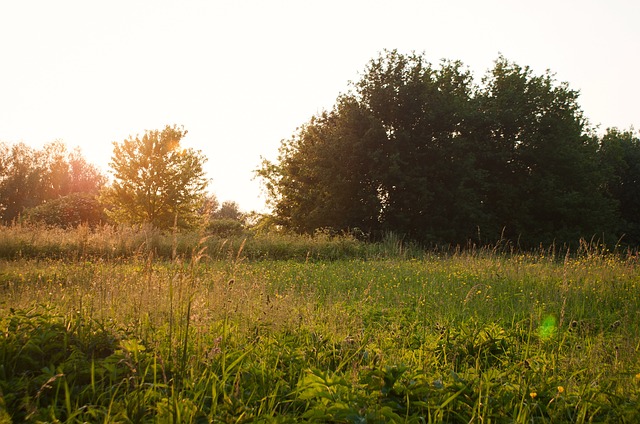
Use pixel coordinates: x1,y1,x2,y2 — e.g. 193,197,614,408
205,218,245,238
22,193,106,228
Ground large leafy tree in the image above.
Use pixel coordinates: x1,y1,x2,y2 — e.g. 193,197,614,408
258,96,386,234
102,125,209,229
354,51,486,243
259,51,490,242
259,50,620,246
476,57,617,245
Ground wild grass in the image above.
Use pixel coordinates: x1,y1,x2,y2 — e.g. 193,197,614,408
0,223,423,261
0,227,639,422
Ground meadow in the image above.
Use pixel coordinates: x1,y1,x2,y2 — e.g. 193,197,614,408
1,225,639,422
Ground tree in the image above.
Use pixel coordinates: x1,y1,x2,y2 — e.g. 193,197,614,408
477,57,617,245
354,51,485,243
259,50,489,242
0,141,105,224
201,197,248,237
39,140,106,199
259,51,619,246
201,193,220,220
599,127,640,245
214,200,244,221
102,125,209,229
258,96,386,234
0,142,44,222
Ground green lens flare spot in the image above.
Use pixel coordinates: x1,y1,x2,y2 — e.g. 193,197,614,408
539,315,557,339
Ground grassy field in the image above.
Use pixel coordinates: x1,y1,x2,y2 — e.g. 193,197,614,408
1,226,639,422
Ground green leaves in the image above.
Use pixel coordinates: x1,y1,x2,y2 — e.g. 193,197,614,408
599,128,640,245
259,51,627,247
103,125,209,229
0,141,105,225
2,252,640,422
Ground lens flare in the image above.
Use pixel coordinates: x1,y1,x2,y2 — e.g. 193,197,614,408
539,315,557,339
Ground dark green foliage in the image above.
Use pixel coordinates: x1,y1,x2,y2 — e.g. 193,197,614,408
259,51,628,247
22,193,107,228
599,128,640,245
356,52,484,244
258,96,386,234
206,218,245,237
476,57,617,246
0,309,118,422
204,200,247,237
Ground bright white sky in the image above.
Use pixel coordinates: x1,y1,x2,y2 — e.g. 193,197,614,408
1,1,638,212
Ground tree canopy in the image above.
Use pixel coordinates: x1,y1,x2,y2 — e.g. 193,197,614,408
102,125,209,229
259,50,628,247
0,140,105,224
599,128,640,244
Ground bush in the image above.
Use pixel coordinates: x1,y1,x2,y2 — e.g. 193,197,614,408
22,193,106,228
206,218,245,237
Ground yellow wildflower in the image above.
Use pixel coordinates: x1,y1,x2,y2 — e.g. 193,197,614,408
557,386,564,393
530,392,537,399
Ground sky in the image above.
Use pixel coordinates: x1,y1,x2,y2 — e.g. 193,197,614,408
1,0,638,212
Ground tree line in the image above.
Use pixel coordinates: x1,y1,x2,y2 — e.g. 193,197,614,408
0,140,106,226
258,50,640,248
0,126,244,233
2,51,638,248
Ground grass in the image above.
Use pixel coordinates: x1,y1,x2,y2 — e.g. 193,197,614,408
0,222,422,261
0,226,639,422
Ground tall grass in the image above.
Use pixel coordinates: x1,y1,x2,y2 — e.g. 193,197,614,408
0,222,426,261
1,225,639,421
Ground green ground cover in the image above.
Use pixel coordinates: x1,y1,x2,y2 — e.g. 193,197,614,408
1,244,639,422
